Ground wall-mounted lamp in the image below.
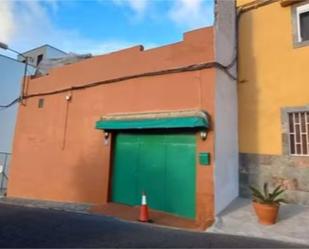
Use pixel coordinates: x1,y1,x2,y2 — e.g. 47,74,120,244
200,131,207,140
104,132,110,139
104,132,110,145
65,94,72,101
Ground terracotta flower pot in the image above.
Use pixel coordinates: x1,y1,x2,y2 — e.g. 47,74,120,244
253,201,279,225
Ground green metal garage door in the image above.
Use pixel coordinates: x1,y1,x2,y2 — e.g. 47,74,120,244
111,132,196,219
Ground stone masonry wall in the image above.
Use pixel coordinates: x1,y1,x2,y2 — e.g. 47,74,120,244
240,153,309,205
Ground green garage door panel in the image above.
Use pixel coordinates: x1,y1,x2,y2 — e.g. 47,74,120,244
112,133,196,219
165,142,196,218
112,135,139,206
138,136,166,212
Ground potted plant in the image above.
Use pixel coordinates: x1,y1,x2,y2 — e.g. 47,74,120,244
250,183,286,225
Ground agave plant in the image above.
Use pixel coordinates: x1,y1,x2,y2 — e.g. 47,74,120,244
250,183,287,205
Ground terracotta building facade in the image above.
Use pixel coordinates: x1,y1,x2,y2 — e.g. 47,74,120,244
8,1,237,228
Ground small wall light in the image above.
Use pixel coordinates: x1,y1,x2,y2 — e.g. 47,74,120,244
65,94,72,101
104,132,110,139
200,131,207,140
104,132,110,145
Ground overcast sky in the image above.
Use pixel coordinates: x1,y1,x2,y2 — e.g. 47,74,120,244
0,0,214,57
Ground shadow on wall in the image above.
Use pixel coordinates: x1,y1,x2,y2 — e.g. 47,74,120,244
238,12,261,196
70,133,110,205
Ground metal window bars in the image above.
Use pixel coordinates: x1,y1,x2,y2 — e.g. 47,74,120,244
288,111,309,156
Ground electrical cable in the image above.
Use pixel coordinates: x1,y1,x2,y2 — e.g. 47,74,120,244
0,55,237,109
0,60,235,110
23,61,237,100
0,97,21,111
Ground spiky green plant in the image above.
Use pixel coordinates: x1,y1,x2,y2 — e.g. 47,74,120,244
250,183,287,205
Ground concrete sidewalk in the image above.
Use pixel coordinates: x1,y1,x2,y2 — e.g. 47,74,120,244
92,202,202,230
207,198,309,245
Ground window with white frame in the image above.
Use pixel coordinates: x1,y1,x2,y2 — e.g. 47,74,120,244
296,3,309,43
288,111,309,156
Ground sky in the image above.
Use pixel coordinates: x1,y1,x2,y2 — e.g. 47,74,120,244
0,0,214,57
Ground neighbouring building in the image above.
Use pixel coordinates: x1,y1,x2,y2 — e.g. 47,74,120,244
237,0,309,204
0,45,66,196
17,44,67,68
7,1,238,228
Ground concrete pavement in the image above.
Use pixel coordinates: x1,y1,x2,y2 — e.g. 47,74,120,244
0,203,305,248
208,198,309,245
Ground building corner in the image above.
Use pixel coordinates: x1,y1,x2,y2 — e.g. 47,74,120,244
213,0,239,215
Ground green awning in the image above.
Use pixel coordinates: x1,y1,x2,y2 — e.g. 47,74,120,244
96,113,208,131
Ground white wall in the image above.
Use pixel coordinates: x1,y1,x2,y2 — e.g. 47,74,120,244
214,0,239,215
0,55,25,153
46,46,67,59
19,46,48,67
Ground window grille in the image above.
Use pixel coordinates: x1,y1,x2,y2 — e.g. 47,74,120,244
288,111,309,156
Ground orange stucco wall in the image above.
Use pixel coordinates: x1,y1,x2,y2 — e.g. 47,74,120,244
9,27,216,227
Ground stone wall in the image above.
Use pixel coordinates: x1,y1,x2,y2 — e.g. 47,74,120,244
239,153,309,205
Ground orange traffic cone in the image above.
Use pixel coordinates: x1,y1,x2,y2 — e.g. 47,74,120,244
138,192,152,223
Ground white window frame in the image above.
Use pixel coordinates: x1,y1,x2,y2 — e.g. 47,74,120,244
287,111,309,157
296,3,309,42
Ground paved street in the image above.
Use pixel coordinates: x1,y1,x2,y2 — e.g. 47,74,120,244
0,203,305,248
